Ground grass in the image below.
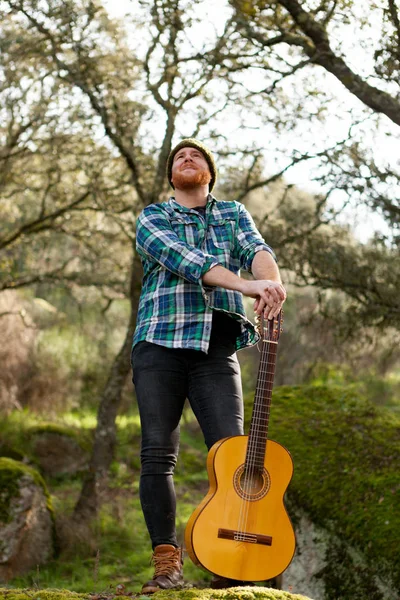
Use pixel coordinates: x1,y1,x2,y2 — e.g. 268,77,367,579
4,407,211,594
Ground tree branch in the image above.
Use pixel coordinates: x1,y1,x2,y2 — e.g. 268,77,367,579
7,1,147,203
0,190,90,249
276,0,400,126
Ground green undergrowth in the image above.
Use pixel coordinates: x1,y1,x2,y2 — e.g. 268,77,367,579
5,415,212,593
2,384,399,598
245,384,400,591
0,411,97,468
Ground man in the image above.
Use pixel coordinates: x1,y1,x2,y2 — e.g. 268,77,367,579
131,139,286,594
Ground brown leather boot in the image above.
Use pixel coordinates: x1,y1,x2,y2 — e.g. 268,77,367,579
141,544,184,594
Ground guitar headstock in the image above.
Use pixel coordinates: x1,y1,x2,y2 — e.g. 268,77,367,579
255,310,283,343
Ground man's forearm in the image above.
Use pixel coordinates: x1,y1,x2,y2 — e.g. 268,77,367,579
202,251,281,290
202,258,285,318
251,250,282,283
201,265,245,292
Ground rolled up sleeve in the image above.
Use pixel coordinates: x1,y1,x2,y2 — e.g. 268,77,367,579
236,203,276,272
136,205,219,284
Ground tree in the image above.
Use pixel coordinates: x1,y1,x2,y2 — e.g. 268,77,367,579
2,0,321,520
0,8,136,296
0,0,147,519
224,0,399,327
2,0,398,524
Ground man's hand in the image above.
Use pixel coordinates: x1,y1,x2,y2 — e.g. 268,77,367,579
241,279,286,320
202,263,286,319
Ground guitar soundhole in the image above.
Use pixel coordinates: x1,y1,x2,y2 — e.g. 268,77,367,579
234,465,270,501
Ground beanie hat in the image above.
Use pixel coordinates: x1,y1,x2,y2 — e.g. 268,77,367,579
167,138,217,192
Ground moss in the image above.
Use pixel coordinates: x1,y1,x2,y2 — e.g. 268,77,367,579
0,588,312,600
316,539,386,600
243,385,400,593
28,423,92,453
0,457,53,524
0,444,25,462
0,415,92,467
152,587,310,599
0,590,87,600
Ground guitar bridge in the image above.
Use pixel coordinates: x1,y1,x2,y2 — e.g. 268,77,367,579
218,528,272,546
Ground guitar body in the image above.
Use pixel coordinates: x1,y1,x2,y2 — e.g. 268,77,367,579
185,434,295,581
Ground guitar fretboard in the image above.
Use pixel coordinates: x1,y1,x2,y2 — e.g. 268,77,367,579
244,340,278,472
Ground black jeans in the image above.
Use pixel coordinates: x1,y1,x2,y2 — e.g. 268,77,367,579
131,335,243,549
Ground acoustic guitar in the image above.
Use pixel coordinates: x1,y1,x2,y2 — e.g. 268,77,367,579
185,312,295,582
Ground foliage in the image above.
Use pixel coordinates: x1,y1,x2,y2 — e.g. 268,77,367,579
226,0,400,327
238,287,400,395
0,289,129,414
2,0,399,328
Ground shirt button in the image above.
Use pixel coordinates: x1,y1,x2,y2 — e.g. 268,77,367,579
205,326,210,331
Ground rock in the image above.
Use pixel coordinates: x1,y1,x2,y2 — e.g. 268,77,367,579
282,507,400,600
0,457,54,582
29,424,90,477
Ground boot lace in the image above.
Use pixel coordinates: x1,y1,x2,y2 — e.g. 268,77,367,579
152,548,181,577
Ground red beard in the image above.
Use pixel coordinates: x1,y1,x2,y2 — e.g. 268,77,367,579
172,167,211,190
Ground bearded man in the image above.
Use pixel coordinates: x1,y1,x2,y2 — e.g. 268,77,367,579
131,139,286,594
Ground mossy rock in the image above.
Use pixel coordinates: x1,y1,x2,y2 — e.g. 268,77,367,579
0,459,55,582
243,384,400,596
0,445,25,463
27,423,91,478
0,588,313,600
0,457,52,524
28,423,92,451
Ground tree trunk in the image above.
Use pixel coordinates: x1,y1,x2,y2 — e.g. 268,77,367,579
73,251,142,522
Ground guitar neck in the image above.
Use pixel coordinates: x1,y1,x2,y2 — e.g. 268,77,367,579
245,338,278,472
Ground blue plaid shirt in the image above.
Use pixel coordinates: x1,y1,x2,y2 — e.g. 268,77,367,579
133,195,276,353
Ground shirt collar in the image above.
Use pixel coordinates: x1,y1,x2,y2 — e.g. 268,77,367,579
168,194,216,213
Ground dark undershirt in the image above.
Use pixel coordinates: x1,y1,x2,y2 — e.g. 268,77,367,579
192,205,241,345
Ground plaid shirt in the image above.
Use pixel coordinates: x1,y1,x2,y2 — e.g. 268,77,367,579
133,195,276,353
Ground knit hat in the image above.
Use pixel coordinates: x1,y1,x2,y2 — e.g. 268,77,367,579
167,138,217,192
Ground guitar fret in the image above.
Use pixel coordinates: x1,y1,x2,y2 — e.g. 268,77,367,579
245,314,282,468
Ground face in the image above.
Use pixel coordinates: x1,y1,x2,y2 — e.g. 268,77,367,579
171,147,211,190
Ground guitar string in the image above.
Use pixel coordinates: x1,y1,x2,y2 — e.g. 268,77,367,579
236,317,268,539
237,327,272,539
236,315,276,540
234,330,266,540
241,313,279,538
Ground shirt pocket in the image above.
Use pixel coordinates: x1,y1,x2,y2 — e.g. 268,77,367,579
208,218,235,250
169,217,199,246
